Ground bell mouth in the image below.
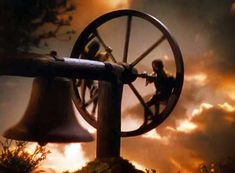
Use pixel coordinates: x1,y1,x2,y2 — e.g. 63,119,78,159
3,122,93,143
3,77,93,143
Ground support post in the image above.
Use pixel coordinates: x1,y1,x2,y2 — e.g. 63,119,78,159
96,80,123,158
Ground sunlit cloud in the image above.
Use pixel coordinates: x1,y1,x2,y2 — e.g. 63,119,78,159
43,144,88,172
104,0,131,8
176,120,197,133
142,129,162,140
176,103,214,133
218,102,235,112
131,161,145,171
185,73,207,86
192,103,213,117
72,0,131,30
142,129,171,145
218,102,235,123
26,143,38,154
121,116,143,131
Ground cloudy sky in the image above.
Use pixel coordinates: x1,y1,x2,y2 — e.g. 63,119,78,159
1,0,235,173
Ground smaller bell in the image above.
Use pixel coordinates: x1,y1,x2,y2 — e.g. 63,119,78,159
3,77,93,144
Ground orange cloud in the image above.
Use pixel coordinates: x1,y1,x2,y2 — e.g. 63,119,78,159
43,143,88,172
72,0,131,30
185,73,207,86
218,102,235,112
176,120,197,133
219,80,235,101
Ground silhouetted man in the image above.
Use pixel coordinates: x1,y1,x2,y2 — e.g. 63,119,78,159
80,41,110,114
143,59,175,120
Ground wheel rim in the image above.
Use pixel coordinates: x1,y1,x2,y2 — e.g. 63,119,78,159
71,9,184,137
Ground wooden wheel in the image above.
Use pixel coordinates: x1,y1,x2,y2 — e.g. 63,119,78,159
71,9,184,137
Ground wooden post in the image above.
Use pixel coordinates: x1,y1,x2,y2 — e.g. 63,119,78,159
96,80,123,158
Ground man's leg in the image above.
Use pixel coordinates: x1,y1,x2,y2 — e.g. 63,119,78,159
144,95,156,122
154,101,160,116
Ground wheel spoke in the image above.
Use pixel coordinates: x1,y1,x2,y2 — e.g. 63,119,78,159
93,30,117,63
87,33,96,42
80,80,87,105
123,15,132,63
130,35,166,67
72,80,82,102
79,33,96,57
128,83,154,118
84,93,98,107
74,79,81,87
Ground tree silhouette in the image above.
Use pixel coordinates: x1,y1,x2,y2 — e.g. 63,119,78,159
199,156,235,173
0,0,75,53
0,139,50,173
217,155,235,173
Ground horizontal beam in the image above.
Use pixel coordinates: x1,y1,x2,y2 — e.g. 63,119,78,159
0,53,126,82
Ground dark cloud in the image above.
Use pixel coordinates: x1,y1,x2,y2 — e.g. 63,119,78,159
131,0,235,75
120,102,235,173
175,105,235,162
122,75,209,135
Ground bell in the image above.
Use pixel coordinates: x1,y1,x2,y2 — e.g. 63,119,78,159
3,77,93,144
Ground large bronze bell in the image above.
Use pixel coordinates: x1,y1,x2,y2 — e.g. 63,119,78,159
3,77,93,144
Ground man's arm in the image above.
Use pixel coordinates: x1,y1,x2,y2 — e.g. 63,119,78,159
137,72,156,86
